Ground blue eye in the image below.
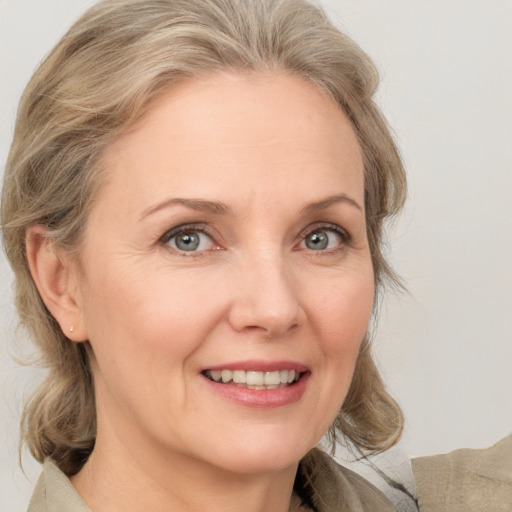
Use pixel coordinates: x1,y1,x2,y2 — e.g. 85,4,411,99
166,230,216,252
301,228,344,251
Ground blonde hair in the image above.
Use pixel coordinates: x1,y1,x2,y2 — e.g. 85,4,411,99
1,0,406,475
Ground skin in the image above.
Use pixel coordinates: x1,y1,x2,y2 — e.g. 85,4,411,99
28,72,374,512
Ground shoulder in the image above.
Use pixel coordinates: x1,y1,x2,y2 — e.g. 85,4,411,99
412,434,512,512
27,459,90,512
298,448,396,512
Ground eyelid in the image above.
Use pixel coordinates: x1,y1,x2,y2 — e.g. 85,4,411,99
296,222,351,249
159,222,221,253
159,222,207,242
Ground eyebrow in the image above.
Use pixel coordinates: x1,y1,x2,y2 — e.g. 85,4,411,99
301,193,363,214
140,197,231,219
141,192,362,220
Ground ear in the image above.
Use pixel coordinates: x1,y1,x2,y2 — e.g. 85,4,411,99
25,225,88,342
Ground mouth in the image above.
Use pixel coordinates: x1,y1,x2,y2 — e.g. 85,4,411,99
201,369,303,390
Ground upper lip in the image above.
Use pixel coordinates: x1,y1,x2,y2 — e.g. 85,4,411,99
202,360,309,373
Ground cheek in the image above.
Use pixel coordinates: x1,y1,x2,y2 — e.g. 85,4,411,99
300,266,374,438
82,265,225,372
313,268,375,343
310,265,375,391
80,268,229,429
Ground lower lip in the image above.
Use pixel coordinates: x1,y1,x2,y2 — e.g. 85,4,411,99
201,373,310,409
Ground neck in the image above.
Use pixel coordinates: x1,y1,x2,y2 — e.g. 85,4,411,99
71,428,301,512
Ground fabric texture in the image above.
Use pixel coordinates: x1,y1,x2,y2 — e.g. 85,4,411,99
412,434,512,512
297,449,396,511
27,448,395,512
27,458,90,512
331,441,418,511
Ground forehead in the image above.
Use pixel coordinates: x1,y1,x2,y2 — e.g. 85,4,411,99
95,72,364,215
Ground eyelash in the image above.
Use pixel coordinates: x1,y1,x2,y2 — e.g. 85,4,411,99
158,222,350,255
297,223,351,253
158,223,216,256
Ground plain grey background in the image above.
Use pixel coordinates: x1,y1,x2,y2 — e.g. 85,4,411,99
1,1,511,510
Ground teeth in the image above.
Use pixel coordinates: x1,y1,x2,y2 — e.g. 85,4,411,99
221,369,233,383
232,370,245,383
205,369,301,387
211,370,222,381
246,371,264,386
264,371,280,385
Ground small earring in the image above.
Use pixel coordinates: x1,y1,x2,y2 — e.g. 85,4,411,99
69,325,74,333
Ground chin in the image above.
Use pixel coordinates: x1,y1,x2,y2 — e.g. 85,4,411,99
199,427,321,475
212,450,303,475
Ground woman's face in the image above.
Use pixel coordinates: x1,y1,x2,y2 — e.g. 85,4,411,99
74,73,374,475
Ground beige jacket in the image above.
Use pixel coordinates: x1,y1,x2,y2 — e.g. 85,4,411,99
27,448,395,512
412,434,512,512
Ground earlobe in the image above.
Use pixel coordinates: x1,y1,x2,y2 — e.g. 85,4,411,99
25,226,87,342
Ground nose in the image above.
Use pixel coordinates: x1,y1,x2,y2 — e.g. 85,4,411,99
227,252,305,338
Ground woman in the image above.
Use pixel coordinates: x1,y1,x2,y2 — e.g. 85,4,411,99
1,0,407,510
